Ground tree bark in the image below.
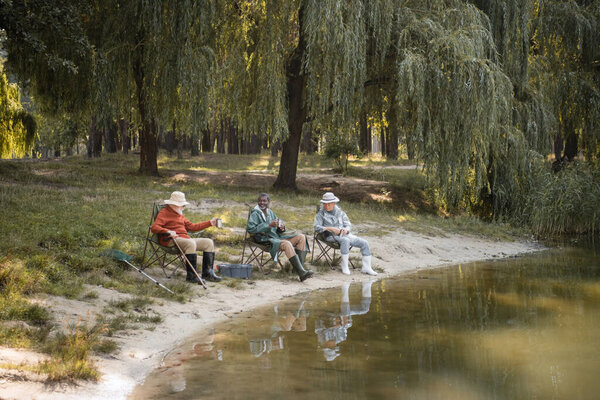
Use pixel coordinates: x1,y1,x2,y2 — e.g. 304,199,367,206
273,5,306,190
359,111,371,154
134,32,158,175
191,131,199,156
564,131,578,161
216,120,226,153
386,104,399,159
119,117,130,154
380,126,386,157
104,120,117,153
87,115,102,158
201,128,211,152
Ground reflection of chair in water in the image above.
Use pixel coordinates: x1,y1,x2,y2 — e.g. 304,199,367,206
314,281,374,362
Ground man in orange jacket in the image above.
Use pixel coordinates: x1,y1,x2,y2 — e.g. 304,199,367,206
151,191,221,283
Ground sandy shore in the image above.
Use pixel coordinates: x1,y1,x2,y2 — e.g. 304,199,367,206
0,228,544,400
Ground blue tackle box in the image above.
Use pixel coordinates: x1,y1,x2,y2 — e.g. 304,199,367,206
216,263,252,279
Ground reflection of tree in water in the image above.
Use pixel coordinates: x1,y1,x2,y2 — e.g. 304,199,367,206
314,281,375,361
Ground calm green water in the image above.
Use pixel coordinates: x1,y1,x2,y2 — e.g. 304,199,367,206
132,241,600,400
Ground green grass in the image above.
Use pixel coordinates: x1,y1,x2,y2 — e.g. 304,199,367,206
0,151,529,381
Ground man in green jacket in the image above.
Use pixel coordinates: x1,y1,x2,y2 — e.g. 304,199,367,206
246,193,313,282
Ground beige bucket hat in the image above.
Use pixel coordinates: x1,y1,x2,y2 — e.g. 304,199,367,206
320,192,340,204
164,191,190,207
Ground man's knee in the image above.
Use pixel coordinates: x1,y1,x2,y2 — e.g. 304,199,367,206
280,240,293,251
195,238,214,253
338,237,350,246
177,239,196,254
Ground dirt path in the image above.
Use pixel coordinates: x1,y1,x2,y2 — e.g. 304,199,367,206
168,167,431,209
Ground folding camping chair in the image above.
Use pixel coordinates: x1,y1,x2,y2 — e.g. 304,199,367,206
240,207,284,273
311,206,356,270
141,203,189,278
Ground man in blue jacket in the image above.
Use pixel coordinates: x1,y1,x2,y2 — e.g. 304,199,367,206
314,192,377,276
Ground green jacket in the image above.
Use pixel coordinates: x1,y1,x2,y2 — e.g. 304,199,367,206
246,205,305,262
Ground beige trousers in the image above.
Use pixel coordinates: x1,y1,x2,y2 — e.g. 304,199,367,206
279,234,306,258
170,237,214,255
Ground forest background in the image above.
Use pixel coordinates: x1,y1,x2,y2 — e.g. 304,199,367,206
0,0,599,385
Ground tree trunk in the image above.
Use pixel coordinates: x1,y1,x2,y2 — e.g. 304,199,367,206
87,115,102,158
134,33,158,175
359,111,371,154
564,131,578,161
386,105,399,159
201,128,211,152
249,132,260,154
216,120,226,153
191,131,199,156
405,128,415,160
119,117,130,154
227,119,237,154
104,120,117,153
380,126,386,157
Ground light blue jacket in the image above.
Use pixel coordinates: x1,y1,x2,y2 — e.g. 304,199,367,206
314,205,352,233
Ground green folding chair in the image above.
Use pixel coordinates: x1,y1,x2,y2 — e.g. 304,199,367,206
240,207,283,273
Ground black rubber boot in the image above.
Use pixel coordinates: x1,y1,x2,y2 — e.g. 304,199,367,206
289,255,313,282
296,249,309,266
202,252,222,282
185,254,202,284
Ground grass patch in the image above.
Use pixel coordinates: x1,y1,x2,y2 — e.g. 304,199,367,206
38,320,107,382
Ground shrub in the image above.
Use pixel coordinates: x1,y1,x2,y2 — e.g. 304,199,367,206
517,161,600,235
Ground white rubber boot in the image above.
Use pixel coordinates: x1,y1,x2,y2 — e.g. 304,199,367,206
361,255,377,276
340,254,351,275
341,282,350,303
362,280,373,298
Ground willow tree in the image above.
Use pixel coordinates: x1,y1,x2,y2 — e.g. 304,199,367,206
0,0,94,115
84,0,215,175
0,63,35,158
214,0,395,189
531,0,600,164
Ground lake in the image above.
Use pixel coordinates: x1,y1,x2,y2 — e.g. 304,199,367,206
131,240,600,400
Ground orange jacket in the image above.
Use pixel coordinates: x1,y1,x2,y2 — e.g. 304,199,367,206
151,206,212,246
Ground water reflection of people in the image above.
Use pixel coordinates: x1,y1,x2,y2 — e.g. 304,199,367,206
162,328,222,393
249,300,308,359
315,281,374,362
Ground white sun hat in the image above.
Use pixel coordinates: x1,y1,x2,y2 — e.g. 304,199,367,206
320,192,340,204
164,191,190,206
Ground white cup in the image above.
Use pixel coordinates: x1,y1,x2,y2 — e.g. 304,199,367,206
216,218,223,228
278,219,283,228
